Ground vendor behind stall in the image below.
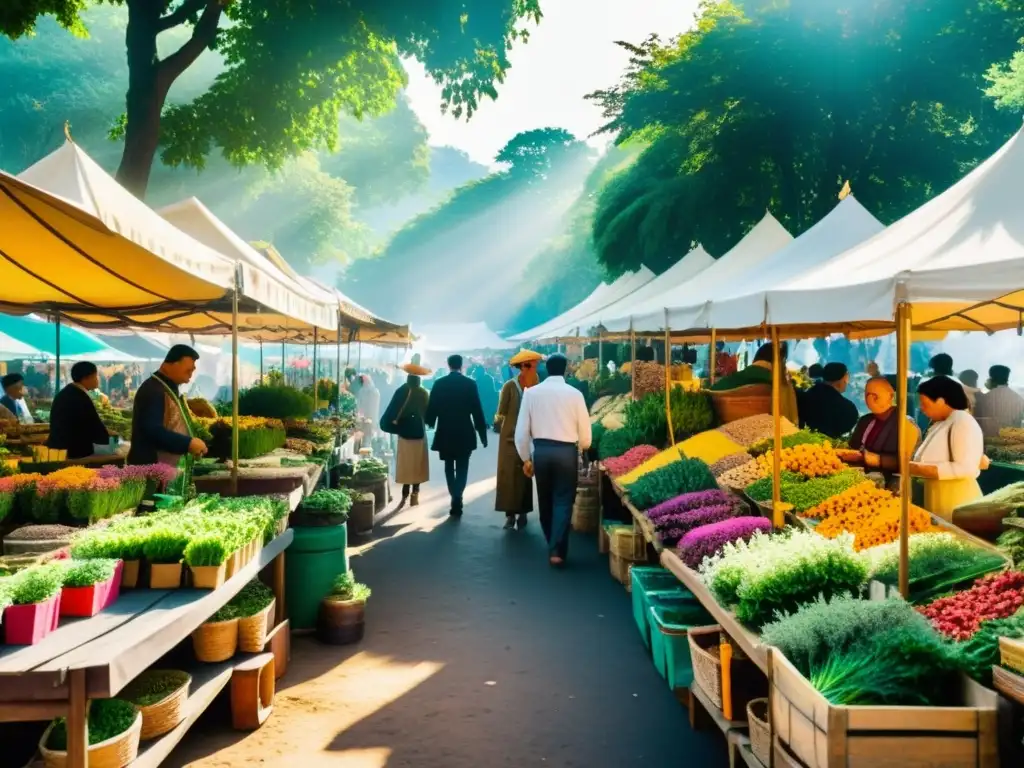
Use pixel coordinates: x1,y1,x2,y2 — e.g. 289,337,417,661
0,373,34,424
798,362,859,439
711,341,799,423
849,376,920,478
47,362,109,459
911,375,987,520
127,345,208,467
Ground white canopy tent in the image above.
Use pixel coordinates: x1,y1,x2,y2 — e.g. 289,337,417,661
603,211,794,333
671,195,886,331
747,126,1024,333
542,245,716,339
415,322,516,353
508,267,657,342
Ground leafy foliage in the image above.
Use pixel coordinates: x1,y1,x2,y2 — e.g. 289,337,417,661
239,386,314,421
329,571,371,602
121,670,191,707
585,0,1024,275
9,563,64,604
61,558,118,587
47,698,137,750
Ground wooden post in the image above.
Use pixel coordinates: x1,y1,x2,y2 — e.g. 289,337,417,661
336,318,342,411
709,328,717,385
272,551,287,620
630,319,636,399
598,331,604,374
231,270,240,496
66,668,87,768
664,309,675,446
896,302,912,598
771,327,784,528
357,341,362,371
312,329,318,409
54,315,61,394
259,339,264,382
281,340,286,383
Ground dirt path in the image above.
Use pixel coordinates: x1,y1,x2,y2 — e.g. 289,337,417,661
166,443,727,767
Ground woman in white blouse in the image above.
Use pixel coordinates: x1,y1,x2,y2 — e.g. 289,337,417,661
911,375,988,520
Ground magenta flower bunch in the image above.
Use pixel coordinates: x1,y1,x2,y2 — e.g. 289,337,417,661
645,489,735,523
678,516,772,569
654,503,740,546
99,463,179,487
604,445,659,477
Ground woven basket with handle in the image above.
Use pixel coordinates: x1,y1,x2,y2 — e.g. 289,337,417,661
40,710,142,768
192,617,239,663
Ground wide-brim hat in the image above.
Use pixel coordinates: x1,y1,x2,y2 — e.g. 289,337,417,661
509,349,544,367
402,363,431,376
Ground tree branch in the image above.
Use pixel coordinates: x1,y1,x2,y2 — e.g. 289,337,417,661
157,0,209,32
157,1,223,88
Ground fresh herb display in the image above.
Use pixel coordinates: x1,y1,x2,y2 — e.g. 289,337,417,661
745,469,864,512
121,670,191,707
623,394,670,446
47,698,137,750
701,530,868,628
999,524,1024,566
230,579,275,617
748,428,830,456
954,609,1024,685
0,490,13,523
9,563,64,605
669,388,716,438
627,457,717,510
353,457,388,481
919,570,1024,641
597,426,645,461
329,571,371,602
678,516,772,569
0,579,12,613
141,527,191,564
199,416,287,460
183,535,230,567
239,385,315,420
61,559,119,587
300,489,353,517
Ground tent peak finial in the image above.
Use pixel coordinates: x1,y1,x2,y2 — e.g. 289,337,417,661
63,121,73,143
839,180,852,200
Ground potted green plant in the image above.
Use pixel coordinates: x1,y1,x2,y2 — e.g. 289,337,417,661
60,559,123,617
120,669,191,741
40,698,142,766
142,528,190,589
340,457,389,511
348,492,375,536
291,489,352,527
72,530,144,589
184,534,230,589
316,571,371,646
232,579,277,653
191,603,239,663
4,564,64,645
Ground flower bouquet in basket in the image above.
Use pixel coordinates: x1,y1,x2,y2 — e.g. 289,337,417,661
4,563,64,645
60,558,123,617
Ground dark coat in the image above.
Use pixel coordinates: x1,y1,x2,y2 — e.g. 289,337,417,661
426,372,487,460
46,385,109,459
127,373,192,465
798,382,859,439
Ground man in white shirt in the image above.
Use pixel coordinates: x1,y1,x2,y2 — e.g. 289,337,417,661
514,354,592,567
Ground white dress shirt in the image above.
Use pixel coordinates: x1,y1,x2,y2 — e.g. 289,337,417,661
514,376,592,462
913,409,984,480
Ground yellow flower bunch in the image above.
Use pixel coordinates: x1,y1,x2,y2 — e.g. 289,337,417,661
36,465,98,491
679,429,745,466
816,496,939,550
198,416,285,431
756,442,845,478
803,480,892,520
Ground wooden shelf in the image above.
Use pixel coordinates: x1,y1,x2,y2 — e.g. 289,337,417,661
0,530,294,702
690,681,748,735
659,550,767,674
728,732,767,768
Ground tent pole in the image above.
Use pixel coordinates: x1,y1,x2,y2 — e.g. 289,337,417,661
357,342,362,371
259,340,264,382
346,340,352,367
629,319,636,399
664,309,675,445
336,318,342,411
231,273,240,496
709,328,717,385
598,331,603,373
281,340,286,383
771,326,783,528
896,302,912,598
312,329,319,409
54,315,61,394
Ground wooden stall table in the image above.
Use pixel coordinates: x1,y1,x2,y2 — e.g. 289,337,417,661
0,530,294,768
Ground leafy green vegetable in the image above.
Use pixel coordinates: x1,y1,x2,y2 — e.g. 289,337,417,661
746,469,864,512
329,571,371,602
597,425,644,460
300,489,353,517
239,385,314,420
120,670,190,707
183,535,230,567
47,699,137,750
9,564,64,605
627,457,716,509
62,559,119,588
230,579,275,617
749,429,830,456
955,609,1024,686
353,457,388,480
141,528,190,564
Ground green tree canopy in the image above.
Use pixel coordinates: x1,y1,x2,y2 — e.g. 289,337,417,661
1,0,542,196
586,0,1024,276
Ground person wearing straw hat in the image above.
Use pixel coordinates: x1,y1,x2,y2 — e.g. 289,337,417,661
495,349,542,530
381,355,431,508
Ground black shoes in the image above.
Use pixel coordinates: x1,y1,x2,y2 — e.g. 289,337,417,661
503,515,516,530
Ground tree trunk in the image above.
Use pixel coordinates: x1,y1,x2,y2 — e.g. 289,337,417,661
116,1,166,199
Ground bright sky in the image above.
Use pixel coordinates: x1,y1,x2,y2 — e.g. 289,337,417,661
403,0,699,167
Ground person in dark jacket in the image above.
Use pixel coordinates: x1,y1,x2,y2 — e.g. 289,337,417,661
46,362,110,459
798,362,859,439
426,354,488,516
127,345,208,467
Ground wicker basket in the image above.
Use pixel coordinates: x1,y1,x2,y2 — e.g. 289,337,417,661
747,698,771,767
572,485,599,533
710,384,772,425
610,526,646,561
609,553,632,587
238,599,276,653
688,624,723,708
137,674,191,740
192,617,239,662
40,710,142,768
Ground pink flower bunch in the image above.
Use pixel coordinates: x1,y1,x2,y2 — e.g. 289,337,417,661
604,445,659,477
99,463,178,486
81,476,121,493
678,516,772,569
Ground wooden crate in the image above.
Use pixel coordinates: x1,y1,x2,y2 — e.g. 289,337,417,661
769,649,998,768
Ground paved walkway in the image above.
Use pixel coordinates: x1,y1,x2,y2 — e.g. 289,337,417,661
169,443,727,767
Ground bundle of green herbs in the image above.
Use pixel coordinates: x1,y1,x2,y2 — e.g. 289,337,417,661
330,571,371,602
998,524,1024,567
47,698,137,750
954,608,1024,686
120,670,190,706
9,563,64,605
62,559,119,588
183,535,230,567
627,457,717,510
597,426,645,461
353,457,388,481
206,579,275,621
762,594,962,706
300,489,353,518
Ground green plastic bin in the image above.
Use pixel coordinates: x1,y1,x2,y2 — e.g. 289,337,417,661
285,524,349,630
630,567,686,649
649,599,714,691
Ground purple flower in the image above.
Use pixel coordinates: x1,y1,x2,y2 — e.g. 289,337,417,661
678,517,772,569
654,503,740,545
645,489,735,522
98,463,179,487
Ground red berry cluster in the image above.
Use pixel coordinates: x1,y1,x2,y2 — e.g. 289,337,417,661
919,570,1024,641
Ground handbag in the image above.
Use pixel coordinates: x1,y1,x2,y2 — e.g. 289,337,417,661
380,389,425,440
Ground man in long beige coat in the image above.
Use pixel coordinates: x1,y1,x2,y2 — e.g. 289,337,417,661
494,350,542,530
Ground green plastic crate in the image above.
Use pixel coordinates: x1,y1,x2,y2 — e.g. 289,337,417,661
650,600,714,691
630,568,686,649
